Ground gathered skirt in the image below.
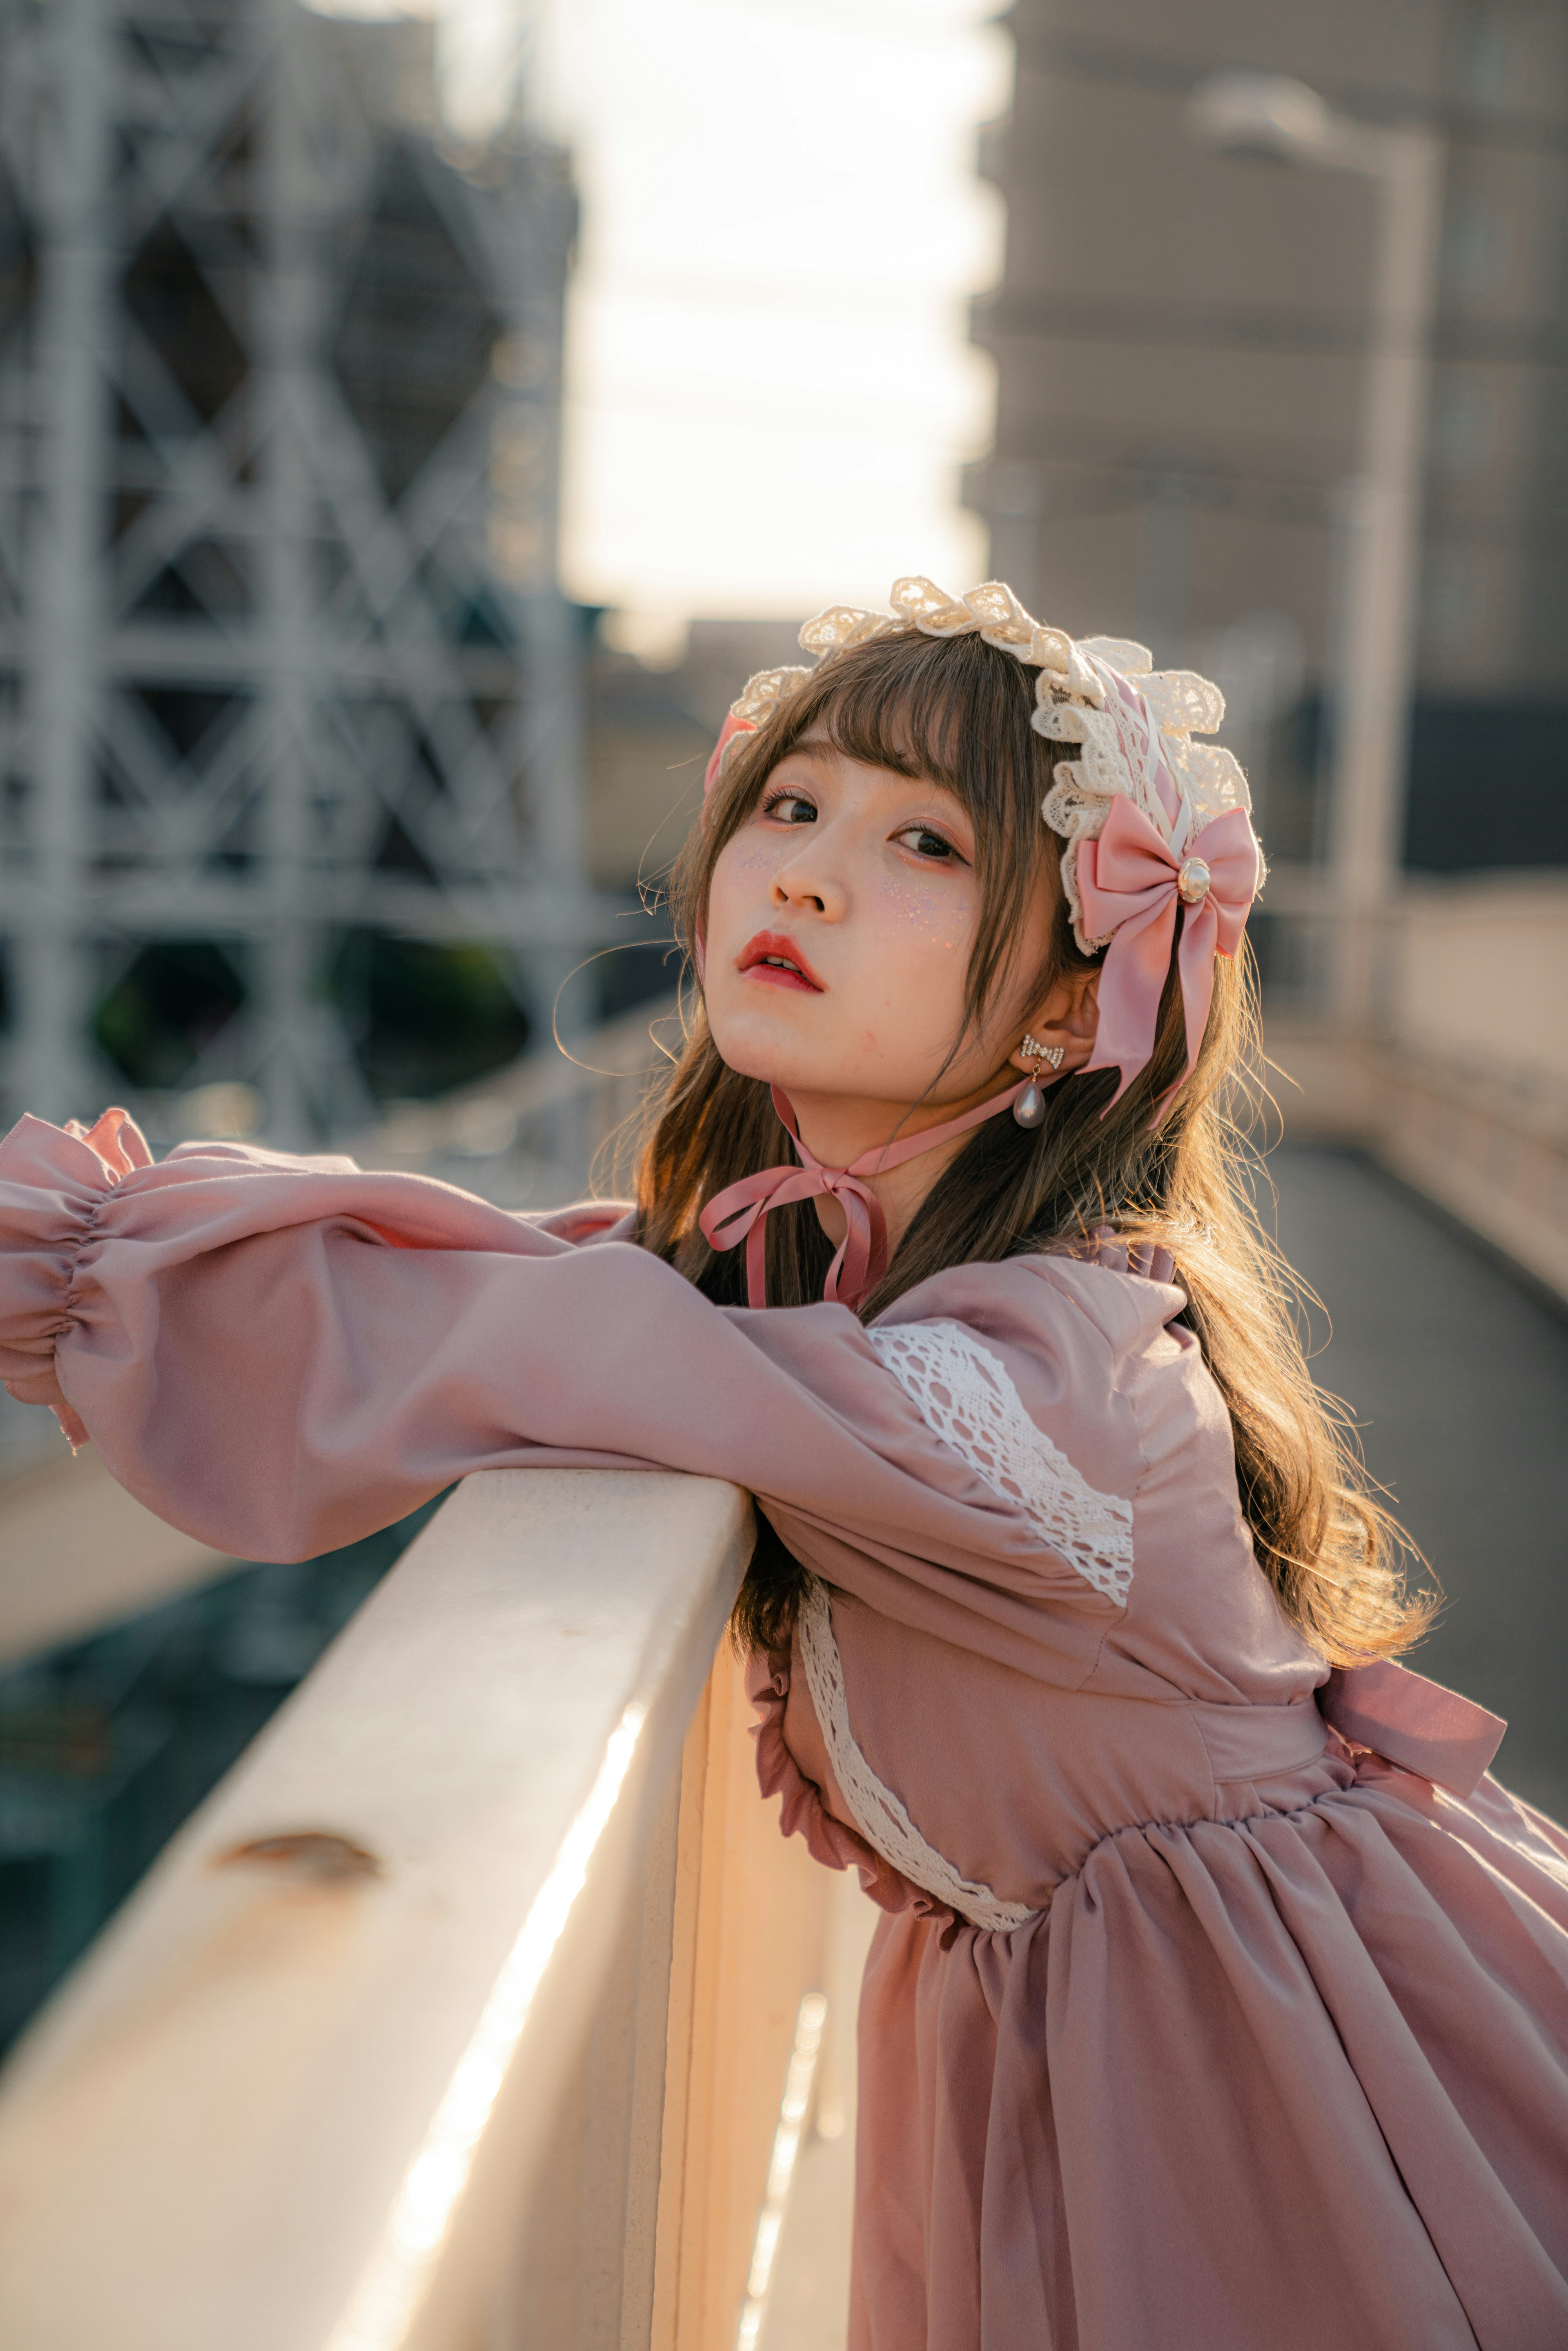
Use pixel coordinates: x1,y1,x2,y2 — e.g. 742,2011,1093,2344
849,1757,1568,2351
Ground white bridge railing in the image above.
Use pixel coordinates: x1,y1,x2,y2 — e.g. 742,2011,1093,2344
0,1469,851,2351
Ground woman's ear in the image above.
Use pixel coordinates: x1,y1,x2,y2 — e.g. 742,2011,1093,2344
1007,969,1101,1077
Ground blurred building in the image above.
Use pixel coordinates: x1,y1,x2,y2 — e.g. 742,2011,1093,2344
0,0,589,1144
968,0,1568,991
584,618,801,1008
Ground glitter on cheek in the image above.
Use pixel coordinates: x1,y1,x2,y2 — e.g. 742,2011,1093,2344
878,867,972,960
720,833,795,882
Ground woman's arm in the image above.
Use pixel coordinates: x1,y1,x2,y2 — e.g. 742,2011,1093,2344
0,1110,1126,1655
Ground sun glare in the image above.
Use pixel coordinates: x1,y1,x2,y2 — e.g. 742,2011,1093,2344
511,0,1007,624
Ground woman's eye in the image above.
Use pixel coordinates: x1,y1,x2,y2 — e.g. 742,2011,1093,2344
765,793,817,825
898,825,958,861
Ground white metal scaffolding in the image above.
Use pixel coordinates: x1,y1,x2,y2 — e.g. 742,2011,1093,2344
0,0,600,1141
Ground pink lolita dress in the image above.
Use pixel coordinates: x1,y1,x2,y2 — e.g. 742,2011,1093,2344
3,1102,1568,2350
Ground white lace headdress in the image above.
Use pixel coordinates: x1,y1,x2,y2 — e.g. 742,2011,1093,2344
704,575,1263,956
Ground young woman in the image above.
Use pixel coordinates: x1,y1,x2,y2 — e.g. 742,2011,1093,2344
3,577,1566,2349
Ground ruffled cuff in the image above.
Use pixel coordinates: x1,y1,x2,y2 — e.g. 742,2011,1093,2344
0,1108,150,1444
744,1647,954,1925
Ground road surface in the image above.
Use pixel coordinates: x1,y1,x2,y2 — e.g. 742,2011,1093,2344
1269,1146,1568,1819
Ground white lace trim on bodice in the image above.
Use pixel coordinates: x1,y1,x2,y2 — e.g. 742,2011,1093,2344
868,1318,1134,1605
796,1577,1034,1932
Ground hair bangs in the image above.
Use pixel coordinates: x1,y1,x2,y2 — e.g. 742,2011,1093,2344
776,630,1036,851
706,628,1069,1037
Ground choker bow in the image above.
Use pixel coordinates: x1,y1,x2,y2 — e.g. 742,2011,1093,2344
699,1081,1026,1311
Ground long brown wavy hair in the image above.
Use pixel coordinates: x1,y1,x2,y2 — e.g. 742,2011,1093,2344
630,626,1432,1667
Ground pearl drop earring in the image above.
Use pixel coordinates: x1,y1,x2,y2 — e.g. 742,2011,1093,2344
1013,1032,1065,1128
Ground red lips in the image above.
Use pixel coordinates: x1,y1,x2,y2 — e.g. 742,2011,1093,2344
737,931,824,993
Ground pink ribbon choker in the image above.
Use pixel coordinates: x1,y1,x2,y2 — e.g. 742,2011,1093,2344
699,1081,1028,1311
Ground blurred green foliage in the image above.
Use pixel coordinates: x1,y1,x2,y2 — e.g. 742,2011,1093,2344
92,941,245,1090
91,933,530,1102
331,931,530,1100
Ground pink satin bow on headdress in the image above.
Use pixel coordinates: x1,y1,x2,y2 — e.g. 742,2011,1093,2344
704,713,757,795
699,1081,1026,1311
1076,793,1261,1117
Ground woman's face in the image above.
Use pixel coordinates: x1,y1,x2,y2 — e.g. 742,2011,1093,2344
704,730,1050,1123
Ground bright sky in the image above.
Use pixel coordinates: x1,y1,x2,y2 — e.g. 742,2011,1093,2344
317,0,1006,625
323,0,1009,628
530,0,1007,626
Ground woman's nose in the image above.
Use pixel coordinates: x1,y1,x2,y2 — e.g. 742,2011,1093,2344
770,859,845,918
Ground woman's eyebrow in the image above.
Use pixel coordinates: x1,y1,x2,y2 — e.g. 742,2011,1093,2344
785,745,938,791
764,741,833,774
775,737,841,768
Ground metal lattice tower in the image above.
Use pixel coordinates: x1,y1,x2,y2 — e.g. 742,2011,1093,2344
0,0,599,1143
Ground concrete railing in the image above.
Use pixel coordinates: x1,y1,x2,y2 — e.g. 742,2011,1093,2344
0,1468,845,2351
1265,871,1568,1307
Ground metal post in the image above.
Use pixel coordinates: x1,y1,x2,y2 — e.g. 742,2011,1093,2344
1189,77,1444,1041
1327,125,1443,1034
519,586,588,1041
254,0,317,1148
16,0,113,1122
494,159,590,1046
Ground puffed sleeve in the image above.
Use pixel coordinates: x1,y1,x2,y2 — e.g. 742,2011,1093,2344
0,1109,1137,1662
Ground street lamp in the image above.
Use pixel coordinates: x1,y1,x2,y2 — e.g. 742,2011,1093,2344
1189,73,1443,1036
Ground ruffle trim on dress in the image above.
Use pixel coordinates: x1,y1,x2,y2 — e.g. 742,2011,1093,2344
796,1578,1037,1930
748,1621,1515,1943
0,1108,147,1444
745,1646,962,1929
